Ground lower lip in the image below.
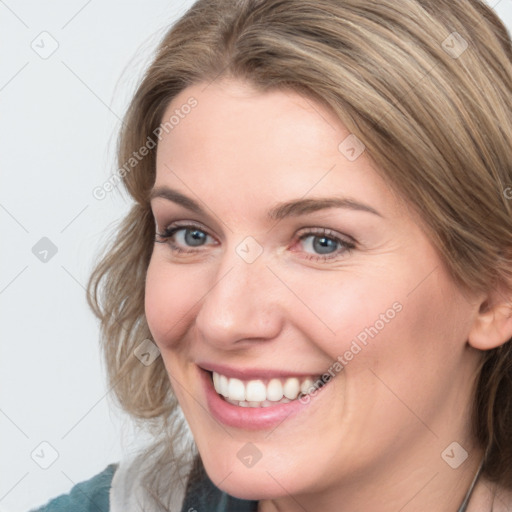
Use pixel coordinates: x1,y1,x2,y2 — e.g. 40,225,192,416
200,367,327,430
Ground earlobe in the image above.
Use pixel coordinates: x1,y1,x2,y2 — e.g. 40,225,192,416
468,294,512,351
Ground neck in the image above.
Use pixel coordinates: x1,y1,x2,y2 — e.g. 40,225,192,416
258,443,485,512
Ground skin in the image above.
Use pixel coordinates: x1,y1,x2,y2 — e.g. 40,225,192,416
145,78,512,511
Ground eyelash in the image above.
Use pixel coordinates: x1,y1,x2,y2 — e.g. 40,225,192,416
154,222,356,261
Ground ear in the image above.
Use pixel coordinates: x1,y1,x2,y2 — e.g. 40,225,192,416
468,289,512,351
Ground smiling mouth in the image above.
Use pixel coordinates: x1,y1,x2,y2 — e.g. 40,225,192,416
209,370,326,408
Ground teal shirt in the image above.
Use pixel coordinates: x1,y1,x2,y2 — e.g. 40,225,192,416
30,464,117,512
30,461,258,511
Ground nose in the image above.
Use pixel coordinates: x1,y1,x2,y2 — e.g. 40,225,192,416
194,245,284,348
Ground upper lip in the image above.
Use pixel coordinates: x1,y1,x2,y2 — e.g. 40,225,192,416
197,362,322,380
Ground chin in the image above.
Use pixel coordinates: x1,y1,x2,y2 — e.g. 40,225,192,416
198,446,320,501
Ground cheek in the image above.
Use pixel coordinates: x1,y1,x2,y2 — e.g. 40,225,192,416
144,255,202,348
285,254,468,381
284,267,406,363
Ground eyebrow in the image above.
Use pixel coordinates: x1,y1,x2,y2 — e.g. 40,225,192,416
149,186,382,220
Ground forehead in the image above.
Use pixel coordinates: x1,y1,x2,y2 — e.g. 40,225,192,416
154,79,402,218
157,79,344,166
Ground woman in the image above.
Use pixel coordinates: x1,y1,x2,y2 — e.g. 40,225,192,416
32,0,512,510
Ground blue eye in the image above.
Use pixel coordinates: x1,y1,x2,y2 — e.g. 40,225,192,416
302,235,339,254
155,223,355,262
177,228,208,247
155,225,215,252
297,230,355,260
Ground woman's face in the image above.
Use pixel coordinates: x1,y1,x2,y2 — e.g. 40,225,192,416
146,79,483,505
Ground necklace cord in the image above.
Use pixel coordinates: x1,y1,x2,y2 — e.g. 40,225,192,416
456,459,484,512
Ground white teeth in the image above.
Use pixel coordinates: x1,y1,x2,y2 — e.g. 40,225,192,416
283,377,300,400
267,378,284,401
219,374,229,397
228,378,245,401
300,377,315,396
226,397,292,407
211,371,323,406
246,380,267,402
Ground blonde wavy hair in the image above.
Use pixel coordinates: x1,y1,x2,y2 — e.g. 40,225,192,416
87,0,512,500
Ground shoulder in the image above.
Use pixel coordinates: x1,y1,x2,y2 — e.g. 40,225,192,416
494,483,512,511
29,464,118,512
471,477,512,512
